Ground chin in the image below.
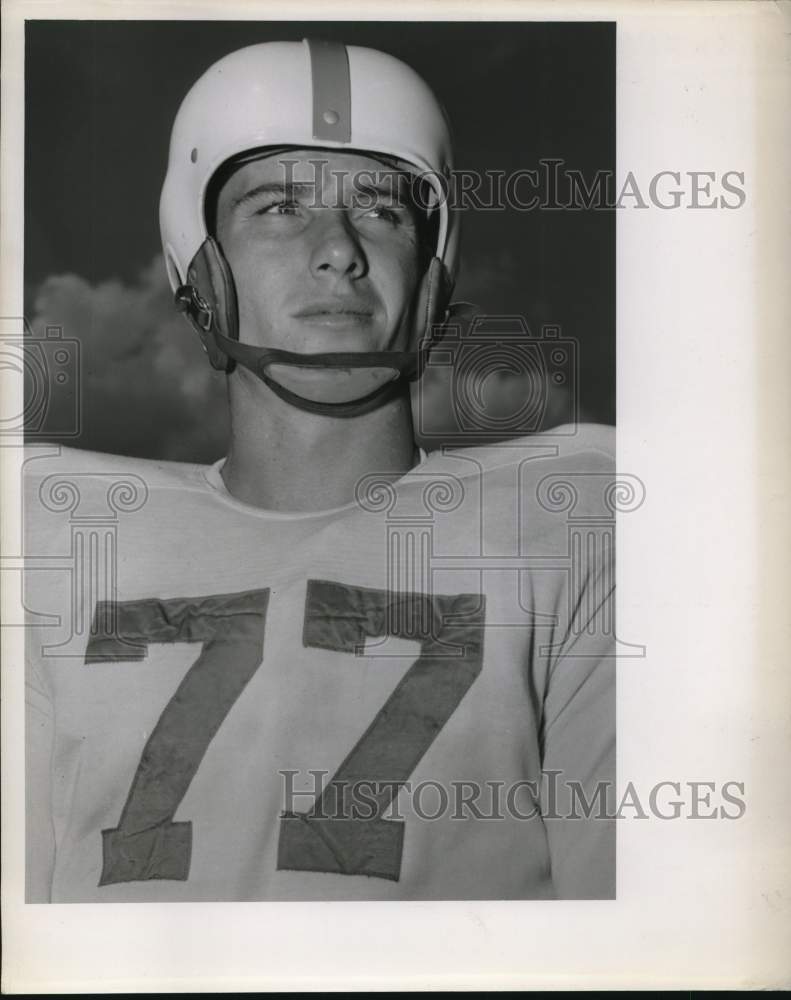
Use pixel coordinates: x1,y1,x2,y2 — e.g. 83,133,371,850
292,328,387,356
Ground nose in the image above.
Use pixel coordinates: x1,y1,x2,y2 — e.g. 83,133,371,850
309,211,367,281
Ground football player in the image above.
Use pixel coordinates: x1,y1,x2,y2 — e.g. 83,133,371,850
25,39,615,901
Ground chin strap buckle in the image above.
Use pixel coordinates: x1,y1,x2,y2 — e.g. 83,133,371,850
174,284,214,332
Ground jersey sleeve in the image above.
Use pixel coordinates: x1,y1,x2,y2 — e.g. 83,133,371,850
538,543,616,899
26,655,56,903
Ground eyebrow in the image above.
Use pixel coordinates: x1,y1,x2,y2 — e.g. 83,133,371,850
231,181,317,209
231,175,412,210
352,177,409,203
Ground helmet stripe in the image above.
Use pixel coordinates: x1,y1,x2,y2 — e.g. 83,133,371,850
306,38,351,143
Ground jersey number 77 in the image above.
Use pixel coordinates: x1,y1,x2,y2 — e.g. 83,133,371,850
85,580,486,886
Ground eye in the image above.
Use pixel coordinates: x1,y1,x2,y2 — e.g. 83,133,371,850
366,205,399,222
254,200,301,217
359,203,408,225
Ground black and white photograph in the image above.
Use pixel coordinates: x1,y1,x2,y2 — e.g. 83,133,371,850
21,18,617,904
2,0,789,991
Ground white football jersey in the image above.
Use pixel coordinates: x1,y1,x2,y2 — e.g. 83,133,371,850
25,425,616,901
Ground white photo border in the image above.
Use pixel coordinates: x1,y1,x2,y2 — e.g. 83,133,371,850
2,0,790,991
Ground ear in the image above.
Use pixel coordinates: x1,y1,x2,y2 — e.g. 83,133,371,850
181,237,239,373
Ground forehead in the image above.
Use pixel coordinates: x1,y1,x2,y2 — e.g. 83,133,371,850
216,148,410,200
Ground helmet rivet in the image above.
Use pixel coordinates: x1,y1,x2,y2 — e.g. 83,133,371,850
322,109,340,126
190,147,198,163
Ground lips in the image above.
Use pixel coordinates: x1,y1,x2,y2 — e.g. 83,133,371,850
293,301,375,320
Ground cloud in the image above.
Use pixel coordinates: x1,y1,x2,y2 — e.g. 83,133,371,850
28,255,230,463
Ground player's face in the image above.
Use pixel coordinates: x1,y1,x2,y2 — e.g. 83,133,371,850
214,150,424,360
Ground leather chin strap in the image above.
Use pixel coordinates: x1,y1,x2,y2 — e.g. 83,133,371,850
175,237,452,418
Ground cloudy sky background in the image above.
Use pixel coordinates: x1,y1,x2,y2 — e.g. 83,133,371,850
25,20,614,462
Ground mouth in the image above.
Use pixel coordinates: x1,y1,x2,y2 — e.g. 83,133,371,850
293,303,375,326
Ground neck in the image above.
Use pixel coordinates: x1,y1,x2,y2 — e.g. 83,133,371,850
220,375,418,512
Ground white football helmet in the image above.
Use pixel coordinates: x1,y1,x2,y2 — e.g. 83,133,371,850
159,39,459,415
